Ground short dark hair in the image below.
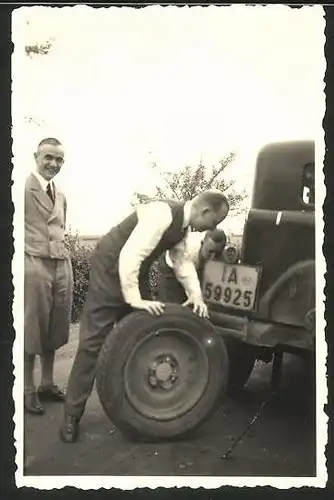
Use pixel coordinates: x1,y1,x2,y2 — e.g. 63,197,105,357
205,228,227,245
37,137,63,149
194,191,229,213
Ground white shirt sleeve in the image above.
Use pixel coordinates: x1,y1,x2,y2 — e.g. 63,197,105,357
168,231,203,300
118,202,173,304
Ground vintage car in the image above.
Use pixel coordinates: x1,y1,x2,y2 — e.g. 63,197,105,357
203,139,315,391
95,140,316,442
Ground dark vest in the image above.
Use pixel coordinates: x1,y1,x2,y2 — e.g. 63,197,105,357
95,200,187,278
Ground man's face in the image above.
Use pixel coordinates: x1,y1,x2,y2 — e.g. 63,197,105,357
191,203,229,232
34,143,65,181
200,237,225,261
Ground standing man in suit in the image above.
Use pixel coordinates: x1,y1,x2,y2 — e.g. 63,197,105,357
60,191,229,443
158,228,227,304
24,137,73,415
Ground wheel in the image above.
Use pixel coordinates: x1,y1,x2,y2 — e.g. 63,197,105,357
96,304,229,442
224,339,256,394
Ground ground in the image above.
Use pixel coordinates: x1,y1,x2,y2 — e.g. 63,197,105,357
24,323,316,477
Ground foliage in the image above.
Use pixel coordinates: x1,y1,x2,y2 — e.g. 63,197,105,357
25,41,53,57
64,229,93,323
133,153,248,215
148,260,162,301
24,32,55,57
64,228,161,321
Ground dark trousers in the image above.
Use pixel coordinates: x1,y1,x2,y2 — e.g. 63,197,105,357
64,302,129,418
64,253,150,419
157,253,188,304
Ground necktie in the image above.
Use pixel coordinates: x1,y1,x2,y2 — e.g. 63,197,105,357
46,183,54,204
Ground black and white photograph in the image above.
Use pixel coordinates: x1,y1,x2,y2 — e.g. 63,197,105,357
11,4,327,489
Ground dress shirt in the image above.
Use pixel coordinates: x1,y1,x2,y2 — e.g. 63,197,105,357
118,200,192,305
32,171,55,199
166,232,204,300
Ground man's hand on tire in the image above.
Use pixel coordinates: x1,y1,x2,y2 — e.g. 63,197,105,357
131,299,165,316
182,296,209,318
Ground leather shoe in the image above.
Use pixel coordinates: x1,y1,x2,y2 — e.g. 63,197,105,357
24,392,45,415
37,384,65,402
59,414,80,443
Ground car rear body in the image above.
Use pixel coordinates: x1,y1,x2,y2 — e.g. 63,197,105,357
202,140,316,353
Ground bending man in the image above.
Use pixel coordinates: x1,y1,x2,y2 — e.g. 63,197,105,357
60,191,229,442
158,228,227,304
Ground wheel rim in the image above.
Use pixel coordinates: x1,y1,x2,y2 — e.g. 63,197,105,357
123,327,210,421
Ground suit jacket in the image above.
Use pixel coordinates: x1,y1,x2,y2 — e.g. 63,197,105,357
25,173,69,260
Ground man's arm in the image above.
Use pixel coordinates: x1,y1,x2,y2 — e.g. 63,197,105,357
168,236,202,299
169,234,208,317
118,201,173,313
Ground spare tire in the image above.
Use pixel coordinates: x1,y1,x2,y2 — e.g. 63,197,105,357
96,304,229,442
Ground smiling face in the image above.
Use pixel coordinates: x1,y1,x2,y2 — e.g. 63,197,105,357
34,143,65,181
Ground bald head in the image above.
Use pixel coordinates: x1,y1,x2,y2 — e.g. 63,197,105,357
189,190,229,232
192,191,229,213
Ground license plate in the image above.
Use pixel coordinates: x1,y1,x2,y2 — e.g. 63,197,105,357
201,261,261,311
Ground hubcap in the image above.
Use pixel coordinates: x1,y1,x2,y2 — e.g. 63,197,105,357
124,328,210,421
148,354,179,390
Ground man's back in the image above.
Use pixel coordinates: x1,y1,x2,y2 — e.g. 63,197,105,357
95,199,186,273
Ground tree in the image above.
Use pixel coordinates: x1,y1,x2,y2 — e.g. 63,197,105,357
25,39,54,57
24,25,52,130
24,20,55,58
133,152,248,215
64,228,93,322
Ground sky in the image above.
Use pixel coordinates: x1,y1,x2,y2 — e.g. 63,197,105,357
12,5,325,235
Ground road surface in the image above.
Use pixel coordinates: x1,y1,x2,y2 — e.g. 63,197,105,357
24,323,316,477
